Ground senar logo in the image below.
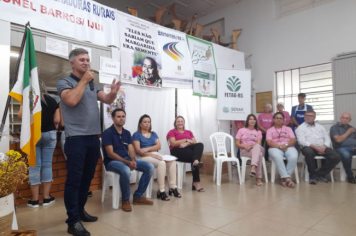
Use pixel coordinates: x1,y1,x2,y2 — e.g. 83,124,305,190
222,107,230,113
227,76,241,92
163,42,184,62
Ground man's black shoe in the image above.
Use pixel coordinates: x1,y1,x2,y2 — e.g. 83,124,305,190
67,222,90,236
80,210,98,222
348,177,356,184
309,178,318,185
316,176,328,183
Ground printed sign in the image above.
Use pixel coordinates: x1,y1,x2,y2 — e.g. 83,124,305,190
186,35,217,98
0,0,118,46
157,27,192,89
217,69,251,120
118,12,162,88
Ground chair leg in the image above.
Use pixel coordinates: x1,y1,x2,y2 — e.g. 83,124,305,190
294,165,299,184
340,162,346,181
213,161,217,182
101,174,107,203
262,158,268,183
271,159,276,183
177,163,183,189
113,175,119,209
146,175,154,198
217,160,222,186
241,159,247,183
304,162,309,182
330,170,334,182
183,163,186,183
235,159,242,185
228,162,232,180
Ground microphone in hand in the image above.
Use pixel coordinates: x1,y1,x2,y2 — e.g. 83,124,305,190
86,67,94,91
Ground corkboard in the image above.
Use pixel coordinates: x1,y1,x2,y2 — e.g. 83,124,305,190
256,91,273,113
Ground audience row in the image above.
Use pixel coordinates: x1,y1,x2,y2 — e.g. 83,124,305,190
101,109,205,212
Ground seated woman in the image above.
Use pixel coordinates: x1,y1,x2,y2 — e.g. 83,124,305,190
167,116,205,192
267,112,298,188
235,114,264,186
133,114,181,201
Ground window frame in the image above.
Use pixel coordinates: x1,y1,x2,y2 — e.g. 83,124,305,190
275,62,334,123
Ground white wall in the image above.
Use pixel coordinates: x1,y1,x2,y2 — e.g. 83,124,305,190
197,0,356,117
0,20,10,153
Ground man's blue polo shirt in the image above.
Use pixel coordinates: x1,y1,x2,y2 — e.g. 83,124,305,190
101,125,132,167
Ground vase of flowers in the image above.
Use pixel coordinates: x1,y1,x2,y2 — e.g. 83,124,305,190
0,150,28,236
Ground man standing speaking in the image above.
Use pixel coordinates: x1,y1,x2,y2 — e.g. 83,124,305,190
57,48,121,236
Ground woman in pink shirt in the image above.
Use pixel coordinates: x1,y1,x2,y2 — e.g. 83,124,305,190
257,103,273,161
235,114,264,186
266,112,298,188
277,102,292,127
167,116,205,192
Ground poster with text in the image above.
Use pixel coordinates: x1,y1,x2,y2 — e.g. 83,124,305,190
118,12,162,88
217,69,251,120
157,27,192,89
186,35,217,98
0,0,118,47
103,85,126,129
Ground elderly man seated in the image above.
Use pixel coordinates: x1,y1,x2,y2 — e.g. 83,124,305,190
296,110,341,184
330,112,356,184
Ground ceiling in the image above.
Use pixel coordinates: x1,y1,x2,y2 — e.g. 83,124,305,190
10,47,100,93
96,0,241,23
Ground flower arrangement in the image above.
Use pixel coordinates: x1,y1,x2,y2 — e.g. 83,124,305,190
0,150,28,198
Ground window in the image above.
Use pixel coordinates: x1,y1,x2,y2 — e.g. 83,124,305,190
275,63,333,121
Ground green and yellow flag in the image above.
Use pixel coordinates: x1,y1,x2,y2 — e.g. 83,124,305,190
9,26,41,167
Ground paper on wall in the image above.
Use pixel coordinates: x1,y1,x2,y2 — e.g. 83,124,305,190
72,44,92,60
99,70,119,84
100,57,120,75
46,37,68,57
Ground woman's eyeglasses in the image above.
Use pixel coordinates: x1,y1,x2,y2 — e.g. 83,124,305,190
274,117,283,120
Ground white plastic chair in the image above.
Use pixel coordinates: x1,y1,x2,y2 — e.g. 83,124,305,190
241,155,269,183
210,132,242,185
135,167,156,199
167,139,186,189
100,138,121,209
337,156,355,181
301,156,334,182
271,158,299,183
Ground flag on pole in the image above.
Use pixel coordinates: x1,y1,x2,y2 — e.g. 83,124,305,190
9,26,41,167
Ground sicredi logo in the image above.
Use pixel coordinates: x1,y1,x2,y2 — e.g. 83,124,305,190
297,114,305,118
226,76,241,92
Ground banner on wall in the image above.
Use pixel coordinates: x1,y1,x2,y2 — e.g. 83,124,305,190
0,0,118,47
217,69,251,120
118,13,162,88
186,35,217,98
157,27,192,89
103,85,126,128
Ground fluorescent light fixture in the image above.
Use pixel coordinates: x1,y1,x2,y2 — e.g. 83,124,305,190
10,52,19,57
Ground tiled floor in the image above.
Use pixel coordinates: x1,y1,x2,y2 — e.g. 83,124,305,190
15,165,356,236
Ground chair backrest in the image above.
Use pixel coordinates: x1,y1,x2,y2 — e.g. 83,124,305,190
210,132,235,160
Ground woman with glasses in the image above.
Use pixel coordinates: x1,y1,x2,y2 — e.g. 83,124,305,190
266,112,298,188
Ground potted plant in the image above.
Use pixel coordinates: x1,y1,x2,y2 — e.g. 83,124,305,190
0,149,28,236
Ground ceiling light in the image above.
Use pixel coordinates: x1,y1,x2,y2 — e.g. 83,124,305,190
10,52,19,57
